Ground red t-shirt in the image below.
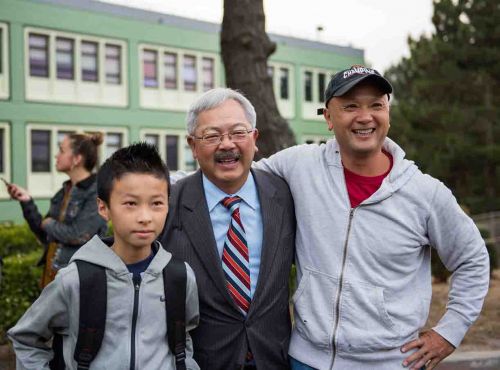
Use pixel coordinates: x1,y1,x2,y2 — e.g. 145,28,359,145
344,152,393,208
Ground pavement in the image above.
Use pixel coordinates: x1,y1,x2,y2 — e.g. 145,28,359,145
438,350,500,370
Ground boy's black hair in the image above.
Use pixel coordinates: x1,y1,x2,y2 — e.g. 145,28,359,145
97,142,170,204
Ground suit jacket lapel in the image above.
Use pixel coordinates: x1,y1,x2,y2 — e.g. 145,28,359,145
181,171,241,311
249,169,285,314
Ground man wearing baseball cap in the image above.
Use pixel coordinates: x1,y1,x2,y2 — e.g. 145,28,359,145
255,65,489,369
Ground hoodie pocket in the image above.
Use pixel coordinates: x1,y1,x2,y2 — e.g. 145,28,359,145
292,267,336,349
337,280,401,353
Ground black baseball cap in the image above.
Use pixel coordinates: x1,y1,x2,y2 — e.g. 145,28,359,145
317,65,393,115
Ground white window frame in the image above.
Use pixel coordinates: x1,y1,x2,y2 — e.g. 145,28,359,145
139,128,197,172
301,67,336,121
0,122,11,199
24,27,128,107
139,43,220,111
26,124,128,197
0,23,9,100
268,61,295,119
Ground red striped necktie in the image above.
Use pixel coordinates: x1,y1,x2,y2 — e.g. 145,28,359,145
221,196,251,314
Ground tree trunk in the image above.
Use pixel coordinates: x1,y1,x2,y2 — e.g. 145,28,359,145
221,0,296,158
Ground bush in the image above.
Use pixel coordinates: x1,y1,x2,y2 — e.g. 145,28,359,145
0,250,42,343
0,224,41,258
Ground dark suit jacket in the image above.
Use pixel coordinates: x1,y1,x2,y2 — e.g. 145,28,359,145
162,169,295,370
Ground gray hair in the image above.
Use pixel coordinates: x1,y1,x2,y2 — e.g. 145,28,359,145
186,88,257,135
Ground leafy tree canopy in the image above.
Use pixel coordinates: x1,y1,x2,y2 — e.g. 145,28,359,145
386,0,500,214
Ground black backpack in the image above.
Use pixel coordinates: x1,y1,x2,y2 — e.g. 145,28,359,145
50,257,187,370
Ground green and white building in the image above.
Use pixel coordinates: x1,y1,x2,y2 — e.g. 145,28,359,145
0,0,364,222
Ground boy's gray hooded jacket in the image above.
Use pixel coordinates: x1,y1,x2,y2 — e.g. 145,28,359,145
256,138,489,370
8,236,200,370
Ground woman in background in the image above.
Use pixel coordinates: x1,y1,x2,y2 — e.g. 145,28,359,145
7,133,107,287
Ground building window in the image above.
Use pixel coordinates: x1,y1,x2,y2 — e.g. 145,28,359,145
143,49,158,88
202,57,214,91
141,130,196,171
166,135,179,171
81,41,98,82
267,65,274,79
164,52,177,89
145,134,160,148
105,132,122,159
280,68,289,100
304,71,313,102
31,130,51,172
318,73,326,103
29,34,49,77
183,55,197,91
56,37,74,80
105,44,121,84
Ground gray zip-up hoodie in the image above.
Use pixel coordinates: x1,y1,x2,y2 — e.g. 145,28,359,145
8,235,200,370
256,137,489,370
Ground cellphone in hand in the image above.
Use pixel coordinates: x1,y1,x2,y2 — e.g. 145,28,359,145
1,177,10,187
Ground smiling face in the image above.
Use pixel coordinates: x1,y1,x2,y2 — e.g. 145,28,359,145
324,81,390,161
188,99,259,194
97,172,168,262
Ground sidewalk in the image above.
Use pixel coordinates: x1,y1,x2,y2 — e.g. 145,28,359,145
439,350,500,370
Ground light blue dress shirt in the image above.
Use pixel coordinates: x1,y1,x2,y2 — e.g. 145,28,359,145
202,173,263,298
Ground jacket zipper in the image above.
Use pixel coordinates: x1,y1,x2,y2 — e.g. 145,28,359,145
130,275,141,370
329,208,355,370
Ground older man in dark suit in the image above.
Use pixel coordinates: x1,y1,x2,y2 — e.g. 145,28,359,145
162,88,295,370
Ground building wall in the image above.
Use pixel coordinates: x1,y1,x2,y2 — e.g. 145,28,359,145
0,0,364,223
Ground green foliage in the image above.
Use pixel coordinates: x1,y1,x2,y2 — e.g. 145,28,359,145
385,0,500,215
0,223,41,258
0,250,42,343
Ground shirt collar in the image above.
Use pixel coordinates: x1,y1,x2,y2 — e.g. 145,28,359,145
202,172,258,212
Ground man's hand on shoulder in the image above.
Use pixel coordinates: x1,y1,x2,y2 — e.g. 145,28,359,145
401,329,455,370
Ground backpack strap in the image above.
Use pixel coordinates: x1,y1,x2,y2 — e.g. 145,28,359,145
163,257,187,370
74,261,107,370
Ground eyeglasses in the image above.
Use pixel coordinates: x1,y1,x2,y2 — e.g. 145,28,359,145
191,129,255,146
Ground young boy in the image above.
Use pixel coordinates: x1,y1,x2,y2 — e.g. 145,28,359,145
8,143,199,370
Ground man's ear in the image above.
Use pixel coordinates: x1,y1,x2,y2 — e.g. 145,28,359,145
187,136,198,160
323,108,335,131
97,198,110,221
253,128,259,152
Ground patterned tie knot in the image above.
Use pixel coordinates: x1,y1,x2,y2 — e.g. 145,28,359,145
221,196,244,231
221,196,242,212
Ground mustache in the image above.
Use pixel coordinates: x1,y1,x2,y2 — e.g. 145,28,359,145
214,151,241,161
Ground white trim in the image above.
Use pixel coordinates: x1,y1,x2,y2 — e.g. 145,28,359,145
138,43,220,111
139,128,197,172
268,61,295,119
24,27,128,107
26,123,129,197
0,23,9,100
301,67,336,121
0,122,11,199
